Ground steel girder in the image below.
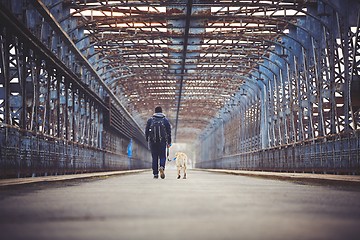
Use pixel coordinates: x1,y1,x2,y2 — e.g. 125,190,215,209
0,0,146,144
197,0,360,174
0,0,152,177
59,0,308,142
0,0,359,174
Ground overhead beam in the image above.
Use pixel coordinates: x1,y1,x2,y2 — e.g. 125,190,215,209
174,0,193,142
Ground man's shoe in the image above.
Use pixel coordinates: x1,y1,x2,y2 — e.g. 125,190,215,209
153,174,159,179
177,175,181,179
159,167,165,179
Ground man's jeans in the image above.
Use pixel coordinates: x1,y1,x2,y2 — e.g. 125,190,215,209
150,141,167,175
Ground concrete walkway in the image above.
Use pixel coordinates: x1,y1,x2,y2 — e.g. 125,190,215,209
0,169,148,187
199,169,360,184
1,168,360,187
0,169,360,240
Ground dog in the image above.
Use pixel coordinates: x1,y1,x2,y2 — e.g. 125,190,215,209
174,152,188,179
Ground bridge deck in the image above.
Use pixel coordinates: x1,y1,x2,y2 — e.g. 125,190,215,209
0,170,360,240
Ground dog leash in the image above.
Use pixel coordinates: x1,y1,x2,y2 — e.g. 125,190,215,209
167,147,170,162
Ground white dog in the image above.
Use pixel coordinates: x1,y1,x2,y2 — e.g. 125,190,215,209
174,152,188,179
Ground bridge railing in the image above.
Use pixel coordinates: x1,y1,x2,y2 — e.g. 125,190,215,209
196,130,360,175
0,1,150,178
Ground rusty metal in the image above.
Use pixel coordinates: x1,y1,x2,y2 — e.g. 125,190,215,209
0,0,151,178
196,0,360,174
0,0,359,176
59,0,305,141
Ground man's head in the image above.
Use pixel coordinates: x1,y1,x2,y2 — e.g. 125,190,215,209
155,106,162,113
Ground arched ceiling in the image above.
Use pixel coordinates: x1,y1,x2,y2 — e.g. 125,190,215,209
65,0,307,142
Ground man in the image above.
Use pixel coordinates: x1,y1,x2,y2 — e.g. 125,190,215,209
145,106,171,179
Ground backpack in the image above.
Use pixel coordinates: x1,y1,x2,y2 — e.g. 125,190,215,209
149,117,167,143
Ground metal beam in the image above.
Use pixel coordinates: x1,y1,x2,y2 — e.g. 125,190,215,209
174,0,193,142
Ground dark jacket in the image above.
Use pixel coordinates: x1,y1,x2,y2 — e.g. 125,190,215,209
145,113,171,144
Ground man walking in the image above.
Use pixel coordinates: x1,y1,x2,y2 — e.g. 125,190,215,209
145,106,171,179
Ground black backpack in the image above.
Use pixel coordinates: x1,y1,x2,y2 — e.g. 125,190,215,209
149,117,167,143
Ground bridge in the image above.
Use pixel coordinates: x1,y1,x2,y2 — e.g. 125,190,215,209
0,0,360,239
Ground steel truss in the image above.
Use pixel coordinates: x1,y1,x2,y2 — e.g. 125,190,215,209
198,0,360,174
0,0,359,176
61,0,308,141
0,0,150,178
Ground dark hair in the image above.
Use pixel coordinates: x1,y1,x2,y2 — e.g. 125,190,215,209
155,106,162,113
